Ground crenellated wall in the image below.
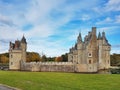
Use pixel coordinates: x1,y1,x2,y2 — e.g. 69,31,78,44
21,62,74,72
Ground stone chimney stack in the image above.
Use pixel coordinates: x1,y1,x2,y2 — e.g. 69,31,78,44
92,27,96,35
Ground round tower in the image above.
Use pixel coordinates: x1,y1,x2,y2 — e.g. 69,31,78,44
21,35,27,62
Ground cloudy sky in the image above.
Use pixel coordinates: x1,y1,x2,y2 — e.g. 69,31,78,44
0,0,120,56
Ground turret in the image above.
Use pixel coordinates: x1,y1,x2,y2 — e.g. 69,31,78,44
77,33,83,50
102,31,110,46
21,35,27,50
98,32,102,40
90,27,97,44
21,35,27,62
21,35,27,44
92,27,96,35
77,32,82,43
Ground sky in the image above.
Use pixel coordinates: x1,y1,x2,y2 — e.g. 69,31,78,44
0,0,120,57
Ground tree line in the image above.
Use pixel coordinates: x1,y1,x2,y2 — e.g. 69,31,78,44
0,52,68,63
0,52,120,66
110,54,120,66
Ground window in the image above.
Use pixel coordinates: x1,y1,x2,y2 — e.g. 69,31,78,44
11,62,13,65
11,55,13,58
89,60,91,64
88,53,92,57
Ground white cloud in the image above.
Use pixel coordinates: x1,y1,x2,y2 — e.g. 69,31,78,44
96,17,113,25
0,0,120,56
97,26,120,35
115,15,120,23
0,25,23,40
81,15,91,21
111,49,120,54
105,0,120,11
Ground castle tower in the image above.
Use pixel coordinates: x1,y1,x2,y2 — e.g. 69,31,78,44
100,31,111,69
21,35,27,62
77,33,84,64
9,36,27,70
97,32,103,69
86,27,98,72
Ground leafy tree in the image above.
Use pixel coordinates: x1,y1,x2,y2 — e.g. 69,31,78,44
110,54,120,66
47,57,55,62
26,52,41,62
0,55,9,63
0,53,9,63
55,56,63,62
41,55,47,62
61,53,68,62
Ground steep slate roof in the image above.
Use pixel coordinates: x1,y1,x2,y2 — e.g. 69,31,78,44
21,35,27,44
98,32,102,40
77,32,82,43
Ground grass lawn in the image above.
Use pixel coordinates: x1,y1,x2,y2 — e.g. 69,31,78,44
0,71,119,90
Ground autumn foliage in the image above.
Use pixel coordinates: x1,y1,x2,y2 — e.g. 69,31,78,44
55,56,63,62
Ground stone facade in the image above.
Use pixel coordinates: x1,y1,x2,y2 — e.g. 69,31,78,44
9,36,27,70
68,27,111,72
21,62,74,72
9,27,111,73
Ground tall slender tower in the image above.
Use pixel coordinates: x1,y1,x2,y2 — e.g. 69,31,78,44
21,36,27,62
9,36,27,70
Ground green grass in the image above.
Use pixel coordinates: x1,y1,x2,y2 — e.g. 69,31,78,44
0,71,119,90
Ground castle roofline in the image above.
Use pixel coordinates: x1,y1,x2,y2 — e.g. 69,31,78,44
21,35,27,44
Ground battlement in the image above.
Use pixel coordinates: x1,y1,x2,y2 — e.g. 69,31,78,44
21,61,74,72
28,62,73,65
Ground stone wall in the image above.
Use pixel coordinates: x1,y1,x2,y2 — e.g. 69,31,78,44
21,62,74,72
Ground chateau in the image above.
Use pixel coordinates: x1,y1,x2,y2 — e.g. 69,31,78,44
68,27,111,72
9,27,111,73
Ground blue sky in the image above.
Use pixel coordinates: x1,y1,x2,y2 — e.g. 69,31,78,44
0,0,120,56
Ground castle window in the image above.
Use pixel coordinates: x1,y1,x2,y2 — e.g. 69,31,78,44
89,60,91,64
88,53,92,57
11,62,13,65
11,55,13,58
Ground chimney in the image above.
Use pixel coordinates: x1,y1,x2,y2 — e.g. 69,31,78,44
92,27,96,35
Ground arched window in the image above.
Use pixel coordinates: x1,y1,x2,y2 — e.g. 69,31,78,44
89,60,91,64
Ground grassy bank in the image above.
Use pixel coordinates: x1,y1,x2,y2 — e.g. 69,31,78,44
0,71,119,90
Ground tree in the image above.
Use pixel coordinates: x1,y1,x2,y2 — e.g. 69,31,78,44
47,57,55,62
0,53,9,63
55,56,63,62
61,53,68,62
26,52,41,62
110,54,120,66
41,55,47,62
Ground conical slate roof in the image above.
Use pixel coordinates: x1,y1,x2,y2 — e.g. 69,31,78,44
77,32,82,43
102,31,110,46
21,35,27,44
98,32,102,39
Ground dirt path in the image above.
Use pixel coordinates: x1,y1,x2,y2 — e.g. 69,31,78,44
0,84,20,90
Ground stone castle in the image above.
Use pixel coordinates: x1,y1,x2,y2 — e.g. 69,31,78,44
68,27,111,72
9,27,111,73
